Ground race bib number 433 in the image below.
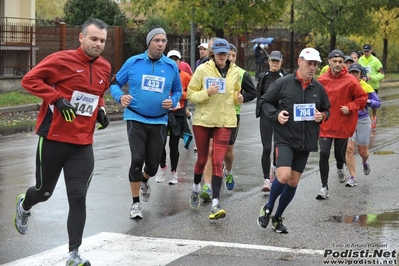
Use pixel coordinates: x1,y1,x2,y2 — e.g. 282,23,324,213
142,75,166,93
293,103,315,121
70,90,99,117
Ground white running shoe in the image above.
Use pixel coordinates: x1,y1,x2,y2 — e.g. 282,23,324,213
140,182,151,202
316,187,329,200
66,249,90,266
337,168,346,183
168,171,178,185
155,166,167,183
346,178,357,187
261,179,272,192
129,202,143,219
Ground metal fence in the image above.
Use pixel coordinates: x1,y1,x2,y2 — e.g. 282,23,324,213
0,17,305,78
0,17,123,77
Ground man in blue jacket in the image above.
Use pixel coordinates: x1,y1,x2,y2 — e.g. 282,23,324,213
110,26,182,219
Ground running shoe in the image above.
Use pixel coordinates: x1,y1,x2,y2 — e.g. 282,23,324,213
269,163,277,182
272,216,288,233
199,184,212,201
257,205,271,228
224,170,235,190
140,182,151,202
209,205,226,220
371,117,377,130
346,177,357,187
337,168,346,183
261,179,272,192
168,171,178,185
189,191,200,209
66,249,91,266
363,161,370,175
13,194,31,235
129,202,143,219
155,166,167,183
316,187,329,200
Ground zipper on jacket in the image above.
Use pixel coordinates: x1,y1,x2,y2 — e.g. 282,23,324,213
301,85,306,150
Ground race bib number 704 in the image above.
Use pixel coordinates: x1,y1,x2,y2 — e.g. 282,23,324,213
293,103,315,121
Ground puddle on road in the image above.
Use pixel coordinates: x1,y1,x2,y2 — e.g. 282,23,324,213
329,211,399,228
0,122,36,136
374,150,395,155
329,210,399,250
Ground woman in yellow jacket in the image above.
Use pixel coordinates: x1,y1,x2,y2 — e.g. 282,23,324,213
187,38,242,220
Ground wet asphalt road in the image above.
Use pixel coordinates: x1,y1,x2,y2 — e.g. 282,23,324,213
1,87,399,265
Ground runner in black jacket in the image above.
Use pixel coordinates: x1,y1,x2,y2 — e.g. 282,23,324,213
256,47,330,233
256,51,285,192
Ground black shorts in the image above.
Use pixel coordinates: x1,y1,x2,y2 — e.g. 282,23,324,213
275,145,310,174
228,114,240,145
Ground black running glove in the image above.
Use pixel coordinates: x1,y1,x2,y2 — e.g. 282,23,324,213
97,108,109,130
54,98,77,122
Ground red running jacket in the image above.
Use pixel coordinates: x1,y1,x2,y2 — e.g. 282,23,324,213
21,47,111,145
318,67,367,139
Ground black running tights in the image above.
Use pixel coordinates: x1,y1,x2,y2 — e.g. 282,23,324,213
23,137,94,252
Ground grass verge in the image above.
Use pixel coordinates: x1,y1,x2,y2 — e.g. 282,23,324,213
0,91,41,107
0,91,115,108
1,74,398,108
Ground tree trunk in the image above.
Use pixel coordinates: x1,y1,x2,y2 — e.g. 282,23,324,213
329,34,337,53
215,29,224,38
382,38,388,73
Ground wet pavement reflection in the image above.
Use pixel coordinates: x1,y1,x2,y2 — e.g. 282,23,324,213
329,211,399,250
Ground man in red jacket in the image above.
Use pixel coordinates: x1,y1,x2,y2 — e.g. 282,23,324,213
13,18,110,266
316,49,367,200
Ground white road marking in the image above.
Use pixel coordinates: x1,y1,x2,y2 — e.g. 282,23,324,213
3,232,324,266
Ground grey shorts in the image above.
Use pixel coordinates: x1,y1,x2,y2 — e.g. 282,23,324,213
349,116,371,146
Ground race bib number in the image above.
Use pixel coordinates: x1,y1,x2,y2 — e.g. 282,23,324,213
70,91,99,117
293,103,315,121
142,75,166,93
204,77,226,94
364,66,371,74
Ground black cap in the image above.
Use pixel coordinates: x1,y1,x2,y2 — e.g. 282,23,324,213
269,51,283,61
344,55,354,63
229,43,237,52
328,49,345,59
363,44,371,51
348,63,363,73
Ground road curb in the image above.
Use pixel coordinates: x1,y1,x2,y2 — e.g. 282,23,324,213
0,103,41,114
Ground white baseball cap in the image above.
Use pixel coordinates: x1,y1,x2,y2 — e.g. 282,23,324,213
198,43,208,49
299,48,322,62
167,50,181,59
